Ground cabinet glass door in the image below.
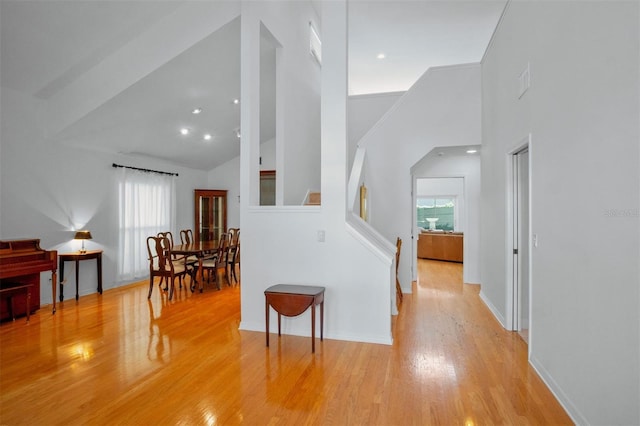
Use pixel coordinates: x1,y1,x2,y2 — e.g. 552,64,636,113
194,190,227,242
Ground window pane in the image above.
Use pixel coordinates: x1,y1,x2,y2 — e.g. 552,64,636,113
417,197,455,231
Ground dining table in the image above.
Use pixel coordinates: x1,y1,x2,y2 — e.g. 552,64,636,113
172,241,218,293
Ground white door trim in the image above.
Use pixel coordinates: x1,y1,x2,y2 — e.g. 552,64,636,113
505,134,532,335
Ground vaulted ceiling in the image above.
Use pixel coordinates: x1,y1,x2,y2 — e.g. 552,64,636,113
0,0,506,171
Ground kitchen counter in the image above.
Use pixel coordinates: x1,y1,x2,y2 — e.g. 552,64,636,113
417,231,463,262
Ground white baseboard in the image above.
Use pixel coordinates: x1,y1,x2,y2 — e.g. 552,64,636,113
478,292,585,424
479,290,507,328
239,321,393,345
529,355,586,425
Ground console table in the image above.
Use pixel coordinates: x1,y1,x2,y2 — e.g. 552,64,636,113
264,284,325,353
59,250,103,301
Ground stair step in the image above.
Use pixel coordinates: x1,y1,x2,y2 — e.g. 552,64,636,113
306,192,321,205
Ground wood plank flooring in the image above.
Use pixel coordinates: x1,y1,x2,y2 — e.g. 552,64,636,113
0,260,572,425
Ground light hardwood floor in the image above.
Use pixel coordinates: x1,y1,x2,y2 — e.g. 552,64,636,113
0,260,572,425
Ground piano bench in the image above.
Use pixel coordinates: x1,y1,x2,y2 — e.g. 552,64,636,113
0,284,33,323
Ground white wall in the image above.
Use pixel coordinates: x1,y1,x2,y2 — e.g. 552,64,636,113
239,0,394,345
260,137,276,170
360,64,482,293
412,152,481,284
0,87,208,306
348,91,404,166
481,2,639,424
416,178,464,205
271,3,321,205
207,156,241,229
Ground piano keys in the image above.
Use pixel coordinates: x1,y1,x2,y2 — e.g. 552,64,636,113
0,239,57,320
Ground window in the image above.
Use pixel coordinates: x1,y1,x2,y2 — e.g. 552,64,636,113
117,169,176,281
417,197,455,231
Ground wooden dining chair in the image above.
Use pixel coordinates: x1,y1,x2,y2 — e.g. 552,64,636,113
227,230,240,284
146,235,190,300
181,228,215,259
178,229,201,266
157,231,175,247
201,232,229,290
395,237,403,305
157,231,190,289
179,229,194,244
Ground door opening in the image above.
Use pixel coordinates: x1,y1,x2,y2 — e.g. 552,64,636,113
260,170,276,205
511,147,530,343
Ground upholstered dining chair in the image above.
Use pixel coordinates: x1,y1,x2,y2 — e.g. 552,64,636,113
201,232,229,290
146,235,190,300
158,231,192,288
180,228,215,260
178,229,201,266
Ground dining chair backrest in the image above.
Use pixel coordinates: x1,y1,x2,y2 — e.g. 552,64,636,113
217,232,229,263
180,229,194,245
147,235,171,273
157,231,175,249
228,228,240,248
159,231,183,261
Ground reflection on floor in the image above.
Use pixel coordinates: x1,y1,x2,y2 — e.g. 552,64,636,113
0,260,572,425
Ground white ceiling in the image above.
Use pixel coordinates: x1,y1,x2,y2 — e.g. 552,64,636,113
348,0,506,95
0,0,506,171
54,17,244,170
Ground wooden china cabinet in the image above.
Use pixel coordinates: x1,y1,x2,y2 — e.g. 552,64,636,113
194,189,227,243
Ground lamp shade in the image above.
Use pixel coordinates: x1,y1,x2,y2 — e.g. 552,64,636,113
74,230,92,240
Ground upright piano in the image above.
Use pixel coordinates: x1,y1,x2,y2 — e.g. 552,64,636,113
0,239,57,320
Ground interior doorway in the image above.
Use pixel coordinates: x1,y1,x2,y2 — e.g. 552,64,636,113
260,170,276,205
511,146,530,343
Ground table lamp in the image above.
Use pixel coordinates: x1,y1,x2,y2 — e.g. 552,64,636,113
74,230,92,253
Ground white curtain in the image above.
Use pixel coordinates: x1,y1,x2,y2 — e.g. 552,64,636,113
117,168,176,282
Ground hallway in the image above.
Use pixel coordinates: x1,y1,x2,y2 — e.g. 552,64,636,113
0,260,572,425
394,259,572,424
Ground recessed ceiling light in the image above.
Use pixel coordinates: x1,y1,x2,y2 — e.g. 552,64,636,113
192,107,203,114
232,99,239,105
203,133,212,141
466,149,477,154
377,53,386,59
180,128,190,136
